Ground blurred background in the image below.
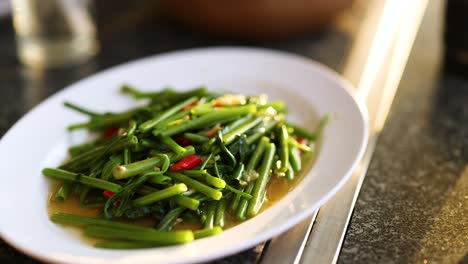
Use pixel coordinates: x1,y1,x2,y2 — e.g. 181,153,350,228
0,0,467,263
0,0,359,123
4,0,355,68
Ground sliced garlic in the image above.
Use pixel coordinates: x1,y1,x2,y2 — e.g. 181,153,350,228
211,94,247,106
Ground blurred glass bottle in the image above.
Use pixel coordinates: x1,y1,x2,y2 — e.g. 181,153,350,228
445,0,468,74
11,0,99,68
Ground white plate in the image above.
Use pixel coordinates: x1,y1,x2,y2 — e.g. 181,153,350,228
0,47,367,264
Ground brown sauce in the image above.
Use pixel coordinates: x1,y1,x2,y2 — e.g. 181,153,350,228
48,181,100,217
47,150,317,244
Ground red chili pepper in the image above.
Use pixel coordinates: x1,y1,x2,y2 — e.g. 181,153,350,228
182,101,198,110
102,190,115,198
296,137,309,146
103,127,119,139
175,136,192,147
169,155,203,171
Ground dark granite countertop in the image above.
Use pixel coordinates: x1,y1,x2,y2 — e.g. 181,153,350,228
1,1,467,263
340,1,468,263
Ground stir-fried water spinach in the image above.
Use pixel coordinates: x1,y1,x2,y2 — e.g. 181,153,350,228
43,85,329,248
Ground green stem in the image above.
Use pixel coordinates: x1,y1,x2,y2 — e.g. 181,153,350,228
125,119,137,137
68,110,136,131
113,154,169,179
289,145,302,172
50,213,147,230
183,170,226,189
161,105,256,136
63,101,99,116
232,163,244,181
183,132,209,143
216,131,237,166
68,143,95,157
160,136,186,155
189,103,214,115
214,199,227,227
166,172,223,200
101,155,122,181
286,162,295,181
94,241,163,249
230,191,242,212
174,195,200,210
147,173,172,185
194,226,223,239
235,181,255,220
151,109,191,135
246,119,278,145
53,182,74,202
245,137,270,173
149,146,196,163
221,114,253,134
85,225,194,244
123,148,131,165
225,185,252,199
133,184,188,206
139,96,198,132
156,207,186,231
287,113,331,141
288,137,312,152
247,143,276,217
231,137,269,215
222,116,263,145
259,101,286,112
60,136,137,171
43,168,122,192
278,124,289,173
204,201,216,229
200,152,213,170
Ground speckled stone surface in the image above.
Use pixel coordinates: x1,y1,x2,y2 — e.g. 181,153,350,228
339,1,468,263
0,3,349,263
6,1,466,263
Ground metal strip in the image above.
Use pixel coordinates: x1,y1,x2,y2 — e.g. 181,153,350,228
260,0,428,263
260,212,318,264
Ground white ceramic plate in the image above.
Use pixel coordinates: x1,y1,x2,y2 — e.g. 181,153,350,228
0,47,367,264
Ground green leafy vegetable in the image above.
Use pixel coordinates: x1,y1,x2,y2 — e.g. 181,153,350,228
44,85,328,249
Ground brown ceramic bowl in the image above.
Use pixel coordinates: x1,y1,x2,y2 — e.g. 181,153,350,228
161,0,353,39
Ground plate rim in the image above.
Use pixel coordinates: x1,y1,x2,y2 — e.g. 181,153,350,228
0,46,368,264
